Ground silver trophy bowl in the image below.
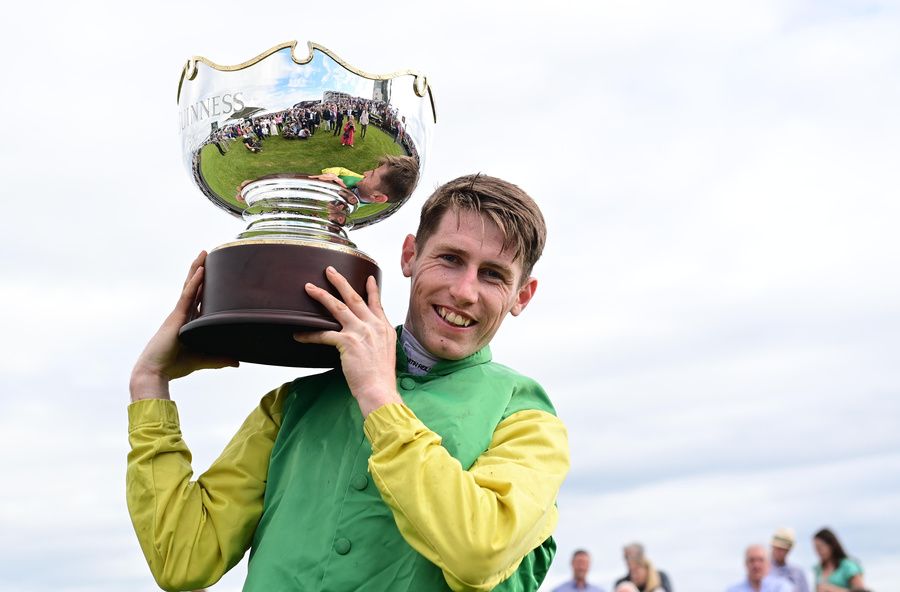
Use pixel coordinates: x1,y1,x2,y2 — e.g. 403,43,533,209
175,41,436,367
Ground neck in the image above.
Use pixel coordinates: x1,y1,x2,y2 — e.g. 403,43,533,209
401,323,440,375
402,320,422,350
749,578,762,591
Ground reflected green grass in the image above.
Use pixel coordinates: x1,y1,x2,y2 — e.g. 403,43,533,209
199,124,404,208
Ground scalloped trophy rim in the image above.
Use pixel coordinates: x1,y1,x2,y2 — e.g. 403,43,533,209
176,40,437,124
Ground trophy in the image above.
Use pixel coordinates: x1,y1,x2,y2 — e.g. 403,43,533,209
176,41,435,367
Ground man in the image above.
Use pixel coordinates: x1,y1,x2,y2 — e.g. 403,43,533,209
726,545,793,592
396,114,406,145
553,549,605,592
615,543,674,592
770,528,809,592
311,154,419,205
359,108,369,138
242,133,261,153
126,174,569,591
333,107,344,136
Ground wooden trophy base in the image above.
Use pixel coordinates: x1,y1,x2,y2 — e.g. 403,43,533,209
178,240,380,368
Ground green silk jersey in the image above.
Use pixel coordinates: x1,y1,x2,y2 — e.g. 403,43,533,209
126,340,569,592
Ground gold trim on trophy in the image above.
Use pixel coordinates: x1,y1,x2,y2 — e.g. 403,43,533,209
178,40,436,123
214,238,378,264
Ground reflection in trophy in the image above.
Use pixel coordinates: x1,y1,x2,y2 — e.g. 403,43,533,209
176,41,435,367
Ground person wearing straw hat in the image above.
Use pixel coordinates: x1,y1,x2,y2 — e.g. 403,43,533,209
771,527,809,592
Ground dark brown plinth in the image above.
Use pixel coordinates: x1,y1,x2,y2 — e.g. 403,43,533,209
179,240,380,368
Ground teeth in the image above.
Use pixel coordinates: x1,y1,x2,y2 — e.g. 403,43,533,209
438,307,472,327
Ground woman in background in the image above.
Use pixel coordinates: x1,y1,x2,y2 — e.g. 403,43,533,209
629,557,666,592
341,117,355,147
813,528,865,592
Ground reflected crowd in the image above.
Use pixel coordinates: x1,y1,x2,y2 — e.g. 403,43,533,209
204,93,414,158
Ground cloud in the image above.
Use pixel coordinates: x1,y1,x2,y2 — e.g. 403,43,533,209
1,1,898,591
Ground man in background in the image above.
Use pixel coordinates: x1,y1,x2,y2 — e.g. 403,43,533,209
726,545,793,592
333,107,344,136
770,528,809,592
553,549,605,592
615,543,674,592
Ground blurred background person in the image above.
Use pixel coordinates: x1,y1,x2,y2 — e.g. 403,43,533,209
359,108,369,138
813,528,865,592
616,584,640,592
628,557,668,592
770,527,809,592
616,543,674,592
553,549,606,592
727,545,792,592
333,107,344,136
340,117,355,147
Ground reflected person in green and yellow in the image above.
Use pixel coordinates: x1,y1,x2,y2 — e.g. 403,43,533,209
311,154,419,205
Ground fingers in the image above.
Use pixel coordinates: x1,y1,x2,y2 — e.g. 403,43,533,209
183,251,207,288
173,266,203,323
366,275,388,322
236,180,251,204
327,267,368,312
293,330,343,351
311,267,373,321
191,280,204,318
304,284,364,332
194,355,241,371
309,174,347,188
172,251,208,322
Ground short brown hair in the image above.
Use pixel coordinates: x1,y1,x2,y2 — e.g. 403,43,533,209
378,155,419,203
416,173,546,280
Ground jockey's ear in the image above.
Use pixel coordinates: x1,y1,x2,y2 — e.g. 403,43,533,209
369,193,389,204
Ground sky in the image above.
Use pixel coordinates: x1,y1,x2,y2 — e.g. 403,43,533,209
1,1,899,591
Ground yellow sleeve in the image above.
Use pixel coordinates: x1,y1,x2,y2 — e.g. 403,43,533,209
363,403,569,592
125,386,287,591
320,166,361,177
